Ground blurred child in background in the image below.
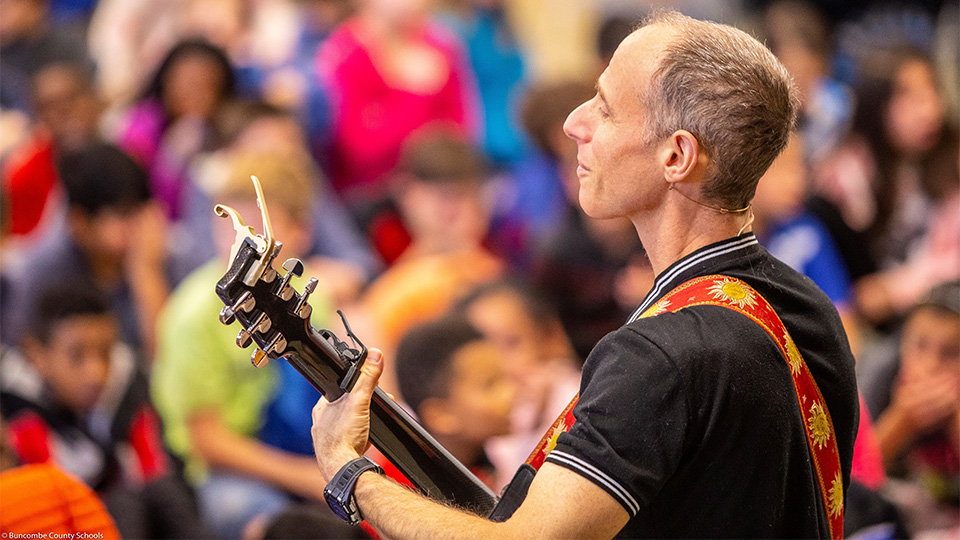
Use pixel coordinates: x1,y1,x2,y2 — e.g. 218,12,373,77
315,0,479,209
761,0,853,165
436,0,528,169
358,129,503,392
3,143,168,354
2,61,102,242
1,406,120,540
151,150,335,539
859,281,960,536
812,47,956,325
118,39,236,221
0,0,90,114
0,282,205,538
393,315,514,488
458,278,580,490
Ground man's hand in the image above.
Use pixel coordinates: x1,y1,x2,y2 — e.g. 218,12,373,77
312,348,384,481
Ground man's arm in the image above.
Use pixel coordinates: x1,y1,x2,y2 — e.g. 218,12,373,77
312,349,630,540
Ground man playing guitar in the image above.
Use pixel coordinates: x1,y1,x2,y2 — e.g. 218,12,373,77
310,10,858,539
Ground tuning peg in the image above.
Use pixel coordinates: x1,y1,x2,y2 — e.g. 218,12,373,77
282,257,304,276
265,333,287,356
251,349,270,368
293,277,318,319
237,328,253,348
218,305,236,325
220,291,255,324
250,312,272,335
276,258,304,301
261,267,278,283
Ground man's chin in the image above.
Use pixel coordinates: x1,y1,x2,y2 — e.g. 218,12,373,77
577,196,612,220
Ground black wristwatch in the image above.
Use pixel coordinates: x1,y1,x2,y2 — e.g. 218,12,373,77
323,456,384,524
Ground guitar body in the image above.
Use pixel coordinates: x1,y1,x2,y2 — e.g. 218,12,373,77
216,239,498,516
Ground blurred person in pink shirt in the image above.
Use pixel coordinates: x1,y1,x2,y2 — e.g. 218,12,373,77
314,0,480,208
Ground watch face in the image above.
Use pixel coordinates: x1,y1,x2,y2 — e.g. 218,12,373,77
325,489,353,522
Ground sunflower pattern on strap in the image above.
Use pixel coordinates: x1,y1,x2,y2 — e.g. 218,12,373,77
707,277,758,309
807,401,831,449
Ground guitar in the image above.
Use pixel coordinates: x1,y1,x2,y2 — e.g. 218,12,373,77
212,177,498,516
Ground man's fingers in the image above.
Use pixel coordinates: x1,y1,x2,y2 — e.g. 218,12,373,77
352,348,384,400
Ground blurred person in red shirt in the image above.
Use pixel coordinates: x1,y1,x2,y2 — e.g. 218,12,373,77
314,0,479,209
2,62,101,241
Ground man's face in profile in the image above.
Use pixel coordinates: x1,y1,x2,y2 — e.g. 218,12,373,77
562,25,672,223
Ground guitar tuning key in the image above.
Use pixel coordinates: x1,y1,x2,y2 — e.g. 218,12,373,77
261,267,278,284
265,333,287,356
237,328,254,349
218,305,236,325
276,258,304,302
234,291,256,315
251,349,270,368
250,312,272,335
219,291,254,324
293,277,318,320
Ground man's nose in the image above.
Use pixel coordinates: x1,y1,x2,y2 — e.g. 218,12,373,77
563,101,591,143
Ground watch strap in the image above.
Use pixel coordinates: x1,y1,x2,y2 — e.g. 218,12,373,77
324,456,383,524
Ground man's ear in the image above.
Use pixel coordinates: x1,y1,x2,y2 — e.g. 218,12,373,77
417,397,460,435
660,130,704,187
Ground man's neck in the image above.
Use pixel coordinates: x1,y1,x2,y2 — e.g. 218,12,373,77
633,203,751,276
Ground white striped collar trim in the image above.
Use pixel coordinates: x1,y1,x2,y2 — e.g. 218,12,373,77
546,450,641,515
629,234,758,323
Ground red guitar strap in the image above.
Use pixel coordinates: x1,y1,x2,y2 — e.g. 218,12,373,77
524,275,844,539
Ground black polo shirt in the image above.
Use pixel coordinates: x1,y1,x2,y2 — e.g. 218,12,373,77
545,233,859,538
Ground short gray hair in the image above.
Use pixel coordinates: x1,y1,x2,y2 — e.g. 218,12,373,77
641,11,799,209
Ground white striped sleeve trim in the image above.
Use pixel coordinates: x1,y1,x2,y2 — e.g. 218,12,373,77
546,450,641,516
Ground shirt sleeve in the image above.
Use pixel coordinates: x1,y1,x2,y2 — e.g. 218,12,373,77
544,323,689,516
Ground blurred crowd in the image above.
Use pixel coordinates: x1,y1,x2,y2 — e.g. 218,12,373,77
0,0,957,538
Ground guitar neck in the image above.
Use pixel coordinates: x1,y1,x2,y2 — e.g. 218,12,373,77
284,350,498,516
215,239,498,516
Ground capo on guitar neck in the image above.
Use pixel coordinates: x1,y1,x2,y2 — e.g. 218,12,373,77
214,175,282,286
333,310,367,393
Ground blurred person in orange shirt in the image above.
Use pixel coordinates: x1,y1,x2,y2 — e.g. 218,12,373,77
358,128,503,393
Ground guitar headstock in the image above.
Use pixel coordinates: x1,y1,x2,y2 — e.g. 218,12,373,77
214,176,366,400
